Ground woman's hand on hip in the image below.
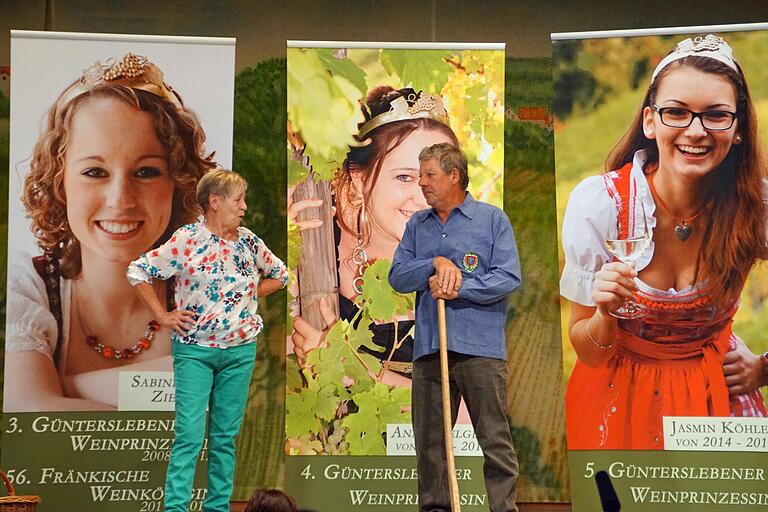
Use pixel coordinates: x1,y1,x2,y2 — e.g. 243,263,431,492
157,310,197,335
724,338,764,395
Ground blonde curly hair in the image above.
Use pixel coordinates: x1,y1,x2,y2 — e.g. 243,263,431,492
23,84,217,278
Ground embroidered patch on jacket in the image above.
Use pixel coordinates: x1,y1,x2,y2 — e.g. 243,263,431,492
462,253,479,273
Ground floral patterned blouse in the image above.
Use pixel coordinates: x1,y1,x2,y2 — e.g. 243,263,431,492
126,222,288,349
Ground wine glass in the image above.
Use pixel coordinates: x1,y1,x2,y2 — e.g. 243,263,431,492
604,204,651,319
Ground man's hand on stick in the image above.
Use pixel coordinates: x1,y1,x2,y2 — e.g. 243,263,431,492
429,275,459,300
432,256,462,296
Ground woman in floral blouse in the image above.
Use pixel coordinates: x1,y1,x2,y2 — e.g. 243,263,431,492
127,169,288,512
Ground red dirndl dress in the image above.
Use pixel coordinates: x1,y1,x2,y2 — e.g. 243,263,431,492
565,164,767,450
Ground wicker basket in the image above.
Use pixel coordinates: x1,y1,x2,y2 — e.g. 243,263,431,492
0,471,41,512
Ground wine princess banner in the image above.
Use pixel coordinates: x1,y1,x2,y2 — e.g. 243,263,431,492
3,30,235,511
552,22,768,511
284,41,506,510
285,40,568,509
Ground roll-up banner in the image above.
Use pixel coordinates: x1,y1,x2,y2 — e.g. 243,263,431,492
552,23,768,511
285,41,567,509
4,30,235,510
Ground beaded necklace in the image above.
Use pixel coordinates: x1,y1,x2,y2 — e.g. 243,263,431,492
75,285,159,360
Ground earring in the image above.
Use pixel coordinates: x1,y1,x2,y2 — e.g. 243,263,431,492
351,208,369,295
734,135,742,144
351,238,368,295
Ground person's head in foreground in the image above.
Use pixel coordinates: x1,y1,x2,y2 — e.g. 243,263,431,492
244,488,298,512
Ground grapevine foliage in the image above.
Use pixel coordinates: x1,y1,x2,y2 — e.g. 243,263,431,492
287,48,363,182
284,261,413,455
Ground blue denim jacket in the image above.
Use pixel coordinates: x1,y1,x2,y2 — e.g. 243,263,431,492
389,193,521,361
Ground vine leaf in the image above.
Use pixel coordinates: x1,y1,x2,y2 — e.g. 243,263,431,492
342,382,411,454
348,312,378,353
287,48,363,181
380,49,453,93
316,48,368,96
287,222,302,270
285,390,321,438
344,352,380,394
314,384,341,421
465,82,489,135
326,419,350,455
287,145,308,187
302,141,349,182
358,259,413,321
285,434,324,455
285,355,303,391
307,320,348,390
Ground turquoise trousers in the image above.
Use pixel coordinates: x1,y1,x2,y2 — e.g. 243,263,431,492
164,341,256,512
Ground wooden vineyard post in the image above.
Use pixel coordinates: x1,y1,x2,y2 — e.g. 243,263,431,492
293,172,339,330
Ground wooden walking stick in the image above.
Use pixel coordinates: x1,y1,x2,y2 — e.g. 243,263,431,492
437,298,461,511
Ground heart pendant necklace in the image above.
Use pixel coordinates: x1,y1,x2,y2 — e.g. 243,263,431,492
647,172,704,242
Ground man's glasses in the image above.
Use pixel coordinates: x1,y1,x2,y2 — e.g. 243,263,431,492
651,104,737,131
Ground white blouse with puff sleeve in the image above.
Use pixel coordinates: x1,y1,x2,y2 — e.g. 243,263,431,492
560,150,657,306
6,250,71,360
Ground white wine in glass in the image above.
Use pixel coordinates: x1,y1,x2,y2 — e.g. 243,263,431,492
605,236,651,265
604,204,651,319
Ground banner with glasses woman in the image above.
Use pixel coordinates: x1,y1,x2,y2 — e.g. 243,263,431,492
553,24,768,512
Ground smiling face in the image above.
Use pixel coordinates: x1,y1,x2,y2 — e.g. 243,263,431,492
365,129,452,243
63,96,174,265
643,65,739,181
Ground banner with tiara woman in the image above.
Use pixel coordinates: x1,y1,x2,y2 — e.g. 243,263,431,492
285,43,515,508
553,26,768,511
2,31,234,511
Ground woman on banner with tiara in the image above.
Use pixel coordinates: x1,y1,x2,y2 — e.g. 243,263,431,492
5,53,216,411
290,86,460,382
560,34,768,450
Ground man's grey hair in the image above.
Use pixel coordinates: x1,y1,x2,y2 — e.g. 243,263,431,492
418,143,469,190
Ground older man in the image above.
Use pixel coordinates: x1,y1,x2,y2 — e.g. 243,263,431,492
389,143,521,512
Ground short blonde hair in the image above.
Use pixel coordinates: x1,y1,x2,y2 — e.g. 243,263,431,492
196,169,248,212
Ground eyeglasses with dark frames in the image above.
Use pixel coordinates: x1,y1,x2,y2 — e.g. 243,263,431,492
651,104,737,131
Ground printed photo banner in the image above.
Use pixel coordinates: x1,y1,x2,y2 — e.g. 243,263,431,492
3,30,235,511
552,22,768,511
285,41,568,509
